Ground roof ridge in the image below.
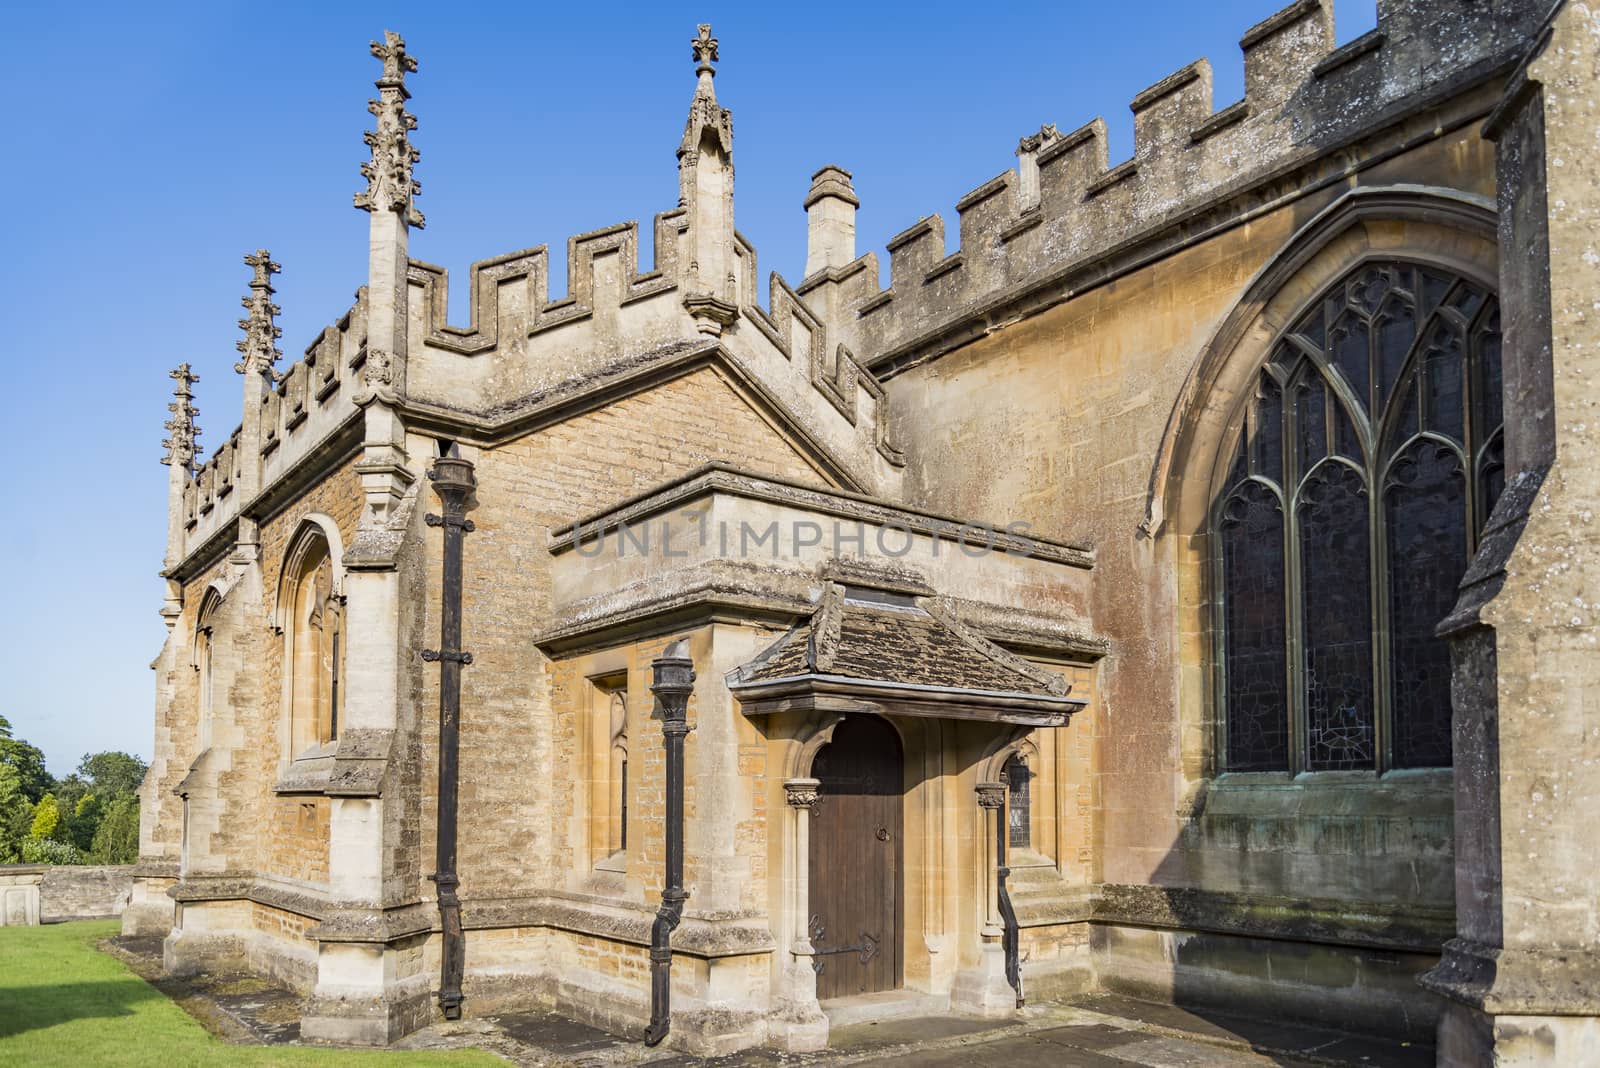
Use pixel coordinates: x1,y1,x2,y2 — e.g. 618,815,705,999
923,599,1072,697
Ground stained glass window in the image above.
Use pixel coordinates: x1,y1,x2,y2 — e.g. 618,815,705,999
1004,753,1031,850
1215,261,1502,772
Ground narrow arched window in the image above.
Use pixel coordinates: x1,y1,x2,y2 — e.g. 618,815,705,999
609,686,628,855
286,529,342,754
1215,261,1502,772
1004,752,1032,850
195,589,223,751
587,673,629,869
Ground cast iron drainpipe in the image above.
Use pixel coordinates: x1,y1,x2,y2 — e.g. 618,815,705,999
998,808,1024,1010
423,452,476,1020
644,640,695,1046
983,780,1025,1008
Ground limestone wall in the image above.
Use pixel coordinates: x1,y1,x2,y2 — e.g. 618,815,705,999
0,865,132,924
412,367,830,910
879,116,1501,1010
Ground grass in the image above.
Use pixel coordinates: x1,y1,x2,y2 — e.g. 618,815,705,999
0,921,503,1068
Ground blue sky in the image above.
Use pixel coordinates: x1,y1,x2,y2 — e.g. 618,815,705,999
0,1,1378,775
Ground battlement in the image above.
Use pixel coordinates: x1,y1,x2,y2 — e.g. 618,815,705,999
179,290,368,559
407,210,689,358
839,0,1543,372
175,195,907,568
735,233,905,469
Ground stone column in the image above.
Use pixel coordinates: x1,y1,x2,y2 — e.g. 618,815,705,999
951,782,1016,1016
773,778,827,1051
1420,6,1600,1063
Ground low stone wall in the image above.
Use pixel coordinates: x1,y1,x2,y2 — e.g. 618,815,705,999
0,864,133,925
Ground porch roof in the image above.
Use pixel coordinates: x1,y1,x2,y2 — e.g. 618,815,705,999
727,579,1085,728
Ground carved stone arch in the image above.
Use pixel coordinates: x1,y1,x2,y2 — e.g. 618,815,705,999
789,713,846,781
977,725,1035,785
189,583,227,670
275,514,346,759
1142,185,1497,541
272,514,345,632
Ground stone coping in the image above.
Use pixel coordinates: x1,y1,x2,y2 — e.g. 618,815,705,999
1094,883,1454,953
535,558,1107,661
548,462,1095,567
161,870,1447,958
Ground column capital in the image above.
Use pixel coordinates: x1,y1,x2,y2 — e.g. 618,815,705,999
784,778,821,809
976,781,1006,809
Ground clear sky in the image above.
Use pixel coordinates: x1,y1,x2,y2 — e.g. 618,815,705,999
0,1,1378,775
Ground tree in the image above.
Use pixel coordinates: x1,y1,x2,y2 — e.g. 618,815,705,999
29,793,64,842
69,793,102,853
53,773,89,818
0,764,31,864
0,715,52,803
89,797,139,865
77,752,147,801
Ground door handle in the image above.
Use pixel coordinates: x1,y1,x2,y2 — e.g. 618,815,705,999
875,827,890,842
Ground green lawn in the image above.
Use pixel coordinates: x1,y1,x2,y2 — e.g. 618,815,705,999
0,921,503,1068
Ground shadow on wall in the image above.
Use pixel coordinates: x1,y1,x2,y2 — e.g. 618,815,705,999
1090,772,1453,1048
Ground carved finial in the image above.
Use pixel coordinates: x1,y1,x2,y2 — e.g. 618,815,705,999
354,30,425,228
162,363,202,469
679,23,732,161
372,28,417,89
1017,123,1062,155
234,249,283,379
691,23,718,74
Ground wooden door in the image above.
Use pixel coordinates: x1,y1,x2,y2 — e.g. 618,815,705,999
808,715,903,999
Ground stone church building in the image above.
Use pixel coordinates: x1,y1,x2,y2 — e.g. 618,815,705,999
130,2,1599,1063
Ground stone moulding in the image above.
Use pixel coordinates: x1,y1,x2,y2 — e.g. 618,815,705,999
181,882,777,962
168,873,332,923
547,461,1096,569
1092,883,1455,954
1139,183,1498,539
533,559,817,657
533,559,1106,662
1420,937,1600,1015
400,339,875,493
216,879,1453,962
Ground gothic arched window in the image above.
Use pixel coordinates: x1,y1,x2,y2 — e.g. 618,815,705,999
587,673,630,869
194,588,223,752
283,526,342,755
1004,751,1031,851
1215,260,1502,773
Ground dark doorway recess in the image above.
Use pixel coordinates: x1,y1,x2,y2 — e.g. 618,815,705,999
808,714,903,999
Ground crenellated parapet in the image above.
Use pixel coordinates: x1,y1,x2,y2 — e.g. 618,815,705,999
177,287,370,564
406,209,689,357
737,238,904,470
829,0,1544,373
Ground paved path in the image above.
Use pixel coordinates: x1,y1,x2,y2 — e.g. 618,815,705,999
106,936,1433,1067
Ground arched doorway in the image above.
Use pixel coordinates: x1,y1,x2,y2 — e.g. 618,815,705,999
808,715,903,999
